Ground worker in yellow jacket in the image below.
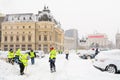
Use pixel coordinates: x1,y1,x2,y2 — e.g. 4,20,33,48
28,49,36,65
49,47,57,73
19,53,29,75
14,48,21,64
7,49,14,65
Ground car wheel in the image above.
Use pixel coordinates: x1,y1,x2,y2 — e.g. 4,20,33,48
106,65,117,73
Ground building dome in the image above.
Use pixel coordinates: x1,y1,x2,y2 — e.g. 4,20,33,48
38,13,52,21
37,6,58,24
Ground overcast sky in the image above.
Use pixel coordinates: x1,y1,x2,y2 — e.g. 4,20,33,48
0,0,120,43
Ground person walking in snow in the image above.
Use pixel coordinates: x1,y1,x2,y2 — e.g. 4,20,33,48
64,49,69,60
7,49,14,65
49,47,57,73
28,49,36,65
18,53,29,75
95,48,99,56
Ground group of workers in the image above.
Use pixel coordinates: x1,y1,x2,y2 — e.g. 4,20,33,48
7,47,69,75
7,48,36,75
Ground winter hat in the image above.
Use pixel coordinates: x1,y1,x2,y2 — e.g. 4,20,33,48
9,49,13,51
50,47,54,51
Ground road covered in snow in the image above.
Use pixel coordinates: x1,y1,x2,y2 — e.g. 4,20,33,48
0,51,120,80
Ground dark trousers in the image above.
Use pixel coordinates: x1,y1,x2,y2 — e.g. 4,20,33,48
49,59,56,71
66,54,69,60
14,56,19,64
19,63,25,74
31,57,35,64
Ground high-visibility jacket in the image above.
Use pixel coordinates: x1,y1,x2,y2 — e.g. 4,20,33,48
30,52,35,58
19,54,29,66
8,51,14,58
49,49,57,59
15,49,21,56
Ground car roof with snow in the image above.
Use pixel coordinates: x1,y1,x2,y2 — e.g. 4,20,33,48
95,49,120,60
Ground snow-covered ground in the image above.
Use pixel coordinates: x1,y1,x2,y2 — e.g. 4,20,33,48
0,52,120,80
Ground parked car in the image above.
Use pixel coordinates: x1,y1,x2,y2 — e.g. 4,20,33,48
77,49,95,59
93,49,120,73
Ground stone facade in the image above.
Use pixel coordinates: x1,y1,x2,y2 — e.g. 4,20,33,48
0,14,5,49
1,6,64,53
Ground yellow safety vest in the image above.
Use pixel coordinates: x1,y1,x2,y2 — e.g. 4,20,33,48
49,49,57,59
19,54,29,66
15,49,21,56
30,52,35,58
8,52,14,58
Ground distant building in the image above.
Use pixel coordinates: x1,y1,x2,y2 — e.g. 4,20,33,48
0,14,5,49
78,37,87,49
86,33,110,49
64,37,76,50
1,6,64,53
116,33,120,49
64,29,78,50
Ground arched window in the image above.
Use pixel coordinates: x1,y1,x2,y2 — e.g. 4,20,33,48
4,36,7,41
39,35,41,41
23,26,25,29
44,35,47,41
23,17,25,20
10,36,13,41
18,17,20,20
29,17,32,20
28,35,31,41
16,36,19,41
29,26,31,28
22,36,25,41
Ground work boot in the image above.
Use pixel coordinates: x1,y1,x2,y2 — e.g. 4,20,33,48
20,72,24,75
50,68,53,73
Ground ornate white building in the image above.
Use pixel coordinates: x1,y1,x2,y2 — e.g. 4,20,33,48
86,33,111,49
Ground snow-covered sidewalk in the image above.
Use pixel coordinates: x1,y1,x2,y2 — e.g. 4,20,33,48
0,53,120,80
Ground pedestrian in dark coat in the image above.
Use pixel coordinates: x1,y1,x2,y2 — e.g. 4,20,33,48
64,49,69,60
95,48,99,56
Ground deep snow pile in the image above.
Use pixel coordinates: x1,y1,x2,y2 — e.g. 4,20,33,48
0,52,120,80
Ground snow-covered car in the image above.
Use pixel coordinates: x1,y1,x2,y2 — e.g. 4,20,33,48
34,50,45,58
93,49,120,73
77,50,95,59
